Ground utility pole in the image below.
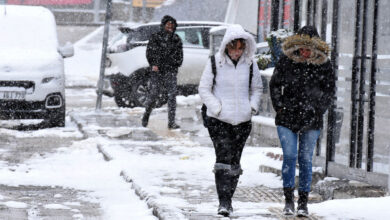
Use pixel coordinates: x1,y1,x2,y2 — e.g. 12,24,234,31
96,0,113,110
93,0,101,23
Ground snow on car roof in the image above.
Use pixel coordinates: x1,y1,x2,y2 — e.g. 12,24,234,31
0,5,58,51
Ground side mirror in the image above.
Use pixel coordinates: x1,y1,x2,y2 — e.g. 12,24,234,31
58,42,74,58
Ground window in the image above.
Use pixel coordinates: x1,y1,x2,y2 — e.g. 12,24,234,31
176,27,205,48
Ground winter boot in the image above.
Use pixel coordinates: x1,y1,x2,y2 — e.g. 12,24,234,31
297,191,309,217
168,123,180,129
142,108,152,127
167,100,179,129
215,169,232,217
228,165,242,213
283,187,295,215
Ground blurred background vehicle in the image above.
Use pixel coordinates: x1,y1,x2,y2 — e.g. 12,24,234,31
103,21,227,108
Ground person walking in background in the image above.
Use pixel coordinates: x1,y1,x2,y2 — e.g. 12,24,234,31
199,24,262,217
142,15,183,129
269,26,335,217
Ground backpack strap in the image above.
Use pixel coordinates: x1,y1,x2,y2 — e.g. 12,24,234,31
210,55,217,89
249,63,253,87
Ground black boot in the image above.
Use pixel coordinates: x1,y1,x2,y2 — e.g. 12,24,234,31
297,191,309,217
215,169,231,217
283,187,295,215
168,123,180,129
228,165,242,213
142,109,151,127
167,96,179,129
227,175,239,213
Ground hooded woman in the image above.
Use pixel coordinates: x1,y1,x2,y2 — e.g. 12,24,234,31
199,24,263,217
269,26,336,216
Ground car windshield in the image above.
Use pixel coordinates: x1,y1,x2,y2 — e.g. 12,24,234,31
129,25,160,42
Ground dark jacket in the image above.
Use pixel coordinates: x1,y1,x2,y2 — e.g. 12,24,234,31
146,15,183,72
269,27,335,133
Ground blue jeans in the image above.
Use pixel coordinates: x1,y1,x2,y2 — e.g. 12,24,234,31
277,126,321,192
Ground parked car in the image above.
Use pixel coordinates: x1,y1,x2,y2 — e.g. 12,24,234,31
0,6,74,127
102,21,229,108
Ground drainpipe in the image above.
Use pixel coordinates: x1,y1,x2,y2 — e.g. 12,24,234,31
356,0,369,169
325,0,339,176
367,0,379,172
349,0,362,168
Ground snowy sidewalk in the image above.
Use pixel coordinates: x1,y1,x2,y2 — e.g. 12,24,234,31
69,107,326,220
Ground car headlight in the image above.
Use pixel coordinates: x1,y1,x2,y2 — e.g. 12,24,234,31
42,77,59,84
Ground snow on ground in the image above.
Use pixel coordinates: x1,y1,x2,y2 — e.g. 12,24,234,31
44,204,71,210
176,94,202,106
102,136,284,216
0,117,83,138
311,196,390,220
0,201,28,209
0,137,156,220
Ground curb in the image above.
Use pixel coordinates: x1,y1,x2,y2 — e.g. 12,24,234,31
97,144,184,220
120,171,185,220
68,113,88,139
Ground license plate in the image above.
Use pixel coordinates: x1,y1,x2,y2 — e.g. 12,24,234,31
0,91,26,100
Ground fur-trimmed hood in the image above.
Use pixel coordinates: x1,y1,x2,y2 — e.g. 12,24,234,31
218,24,256,65
282,33,330,65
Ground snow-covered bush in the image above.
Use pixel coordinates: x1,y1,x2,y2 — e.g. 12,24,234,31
255,53,272,70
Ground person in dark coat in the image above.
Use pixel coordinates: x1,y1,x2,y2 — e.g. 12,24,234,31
269,26,335,217
142,15,183,129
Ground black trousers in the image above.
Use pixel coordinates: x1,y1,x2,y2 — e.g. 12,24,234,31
144,71,177,125
207,117,252,166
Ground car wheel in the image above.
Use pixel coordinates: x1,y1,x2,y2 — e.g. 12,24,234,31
131,70,168,108
47,105,65,127
114,90,136,108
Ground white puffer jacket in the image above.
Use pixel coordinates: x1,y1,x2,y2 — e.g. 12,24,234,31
199,25,263,125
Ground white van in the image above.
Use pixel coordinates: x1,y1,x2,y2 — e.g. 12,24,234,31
0,5,73,127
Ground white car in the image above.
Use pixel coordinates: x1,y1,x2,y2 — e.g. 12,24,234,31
103,21,228,108
0,6,74,127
